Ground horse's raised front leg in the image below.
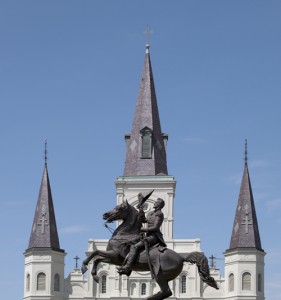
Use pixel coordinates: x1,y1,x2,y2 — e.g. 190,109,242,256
82,250,117,274
91,255,111,283
82,250,98,274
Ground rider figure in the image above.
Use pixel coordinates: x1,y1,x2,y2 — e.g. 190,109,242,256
117,197,166,276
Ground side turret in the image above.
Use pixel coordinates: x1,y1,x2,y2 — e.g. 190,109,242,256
224,141,265,300
23,143,65,300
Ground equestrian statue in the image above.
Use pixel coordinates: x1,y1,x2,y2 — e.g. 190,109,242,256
82,191,218,300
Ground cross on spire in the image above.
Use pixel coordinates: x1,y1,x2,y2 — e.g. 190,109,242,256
74,255,80,269
44,139,48,166
144,25,153,53
145,25,153,45
244,139,248,165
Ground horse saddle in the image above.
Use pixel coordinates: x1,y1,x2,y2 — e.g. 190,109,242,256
126,245,167,275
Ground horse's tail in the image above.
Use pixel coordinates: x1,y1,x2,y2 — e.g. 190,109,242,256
183,251,219,290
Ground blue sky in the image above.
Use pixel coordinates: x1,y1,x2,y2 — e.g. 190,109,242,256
1,1,281,299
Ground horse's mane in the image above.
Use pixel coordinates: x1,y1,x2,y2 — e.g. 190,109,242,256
112,203,141,238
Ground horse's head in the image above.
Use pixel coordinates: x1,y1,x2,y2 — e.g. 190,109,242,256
103,201,131,223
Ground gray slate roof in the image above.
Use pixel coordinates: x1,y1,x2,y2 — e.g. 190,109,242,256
228,162,263,251
27,164,64,252
123,46,168,176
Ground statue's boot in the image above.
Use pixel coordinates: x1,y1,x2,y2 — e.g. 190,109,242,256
117,246,138,276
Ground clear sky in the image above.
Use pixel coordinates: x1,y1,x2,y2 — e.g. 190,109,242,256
1,1,281,299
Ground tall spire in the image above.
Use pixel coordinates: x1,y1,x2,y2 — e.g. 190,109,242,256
228,142,263,251
123,43,168,176
27,145,63,252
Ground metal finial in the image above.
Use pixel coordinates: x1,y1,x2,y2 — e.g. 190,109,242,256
144,25,153,53
44,139,48,166
244,139,248,165
74,255,80,269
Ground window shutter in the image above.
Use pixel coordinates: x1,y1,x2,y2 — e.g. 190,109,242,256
258,273,262,292
229,273,234,292
242,272,251,290
26,274,30,292
101,275,107,294
54,274,60,291
37,273,46,291
181,275,187,293
141,283,146,295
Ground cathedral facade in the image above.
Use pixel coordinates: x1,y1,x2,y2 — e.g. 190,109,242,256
23,44,265,300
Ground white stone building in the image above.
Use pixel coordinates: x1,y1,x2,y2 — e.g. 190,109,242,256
23,44,265,300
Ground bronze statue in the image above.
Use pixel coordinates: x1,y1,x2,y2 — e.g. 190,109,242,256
82,193,218,300
117,197,166,276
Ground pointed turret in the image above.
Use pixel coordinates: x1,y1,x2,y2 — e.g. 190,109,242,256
228,141,263,251
27,161,63,252
24,143,65,300
124,44,168,176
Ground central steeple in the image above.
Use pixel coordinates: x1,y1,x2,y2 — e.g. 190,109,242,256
124,44,168,176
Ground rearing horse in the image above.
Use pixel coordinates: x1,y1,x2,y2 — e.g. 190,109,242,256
82,201,218,300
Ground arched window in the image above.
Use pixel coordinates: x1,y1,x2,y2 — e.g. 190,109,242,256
242,272,251,290
229,273,234,292
131,283,136,296
101,275,107,294
54,274,60,292
141,283,146,295
258,273,262,292
141,127,152,158
26,274,30,292
37,272,46,291
181,275,186,293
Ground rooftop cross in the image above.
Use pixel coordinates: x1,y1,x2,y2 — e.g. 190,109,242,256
244,139,248,165
144,25,153,53
74,255,80,269
209,255,216,268
44,139,48,166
